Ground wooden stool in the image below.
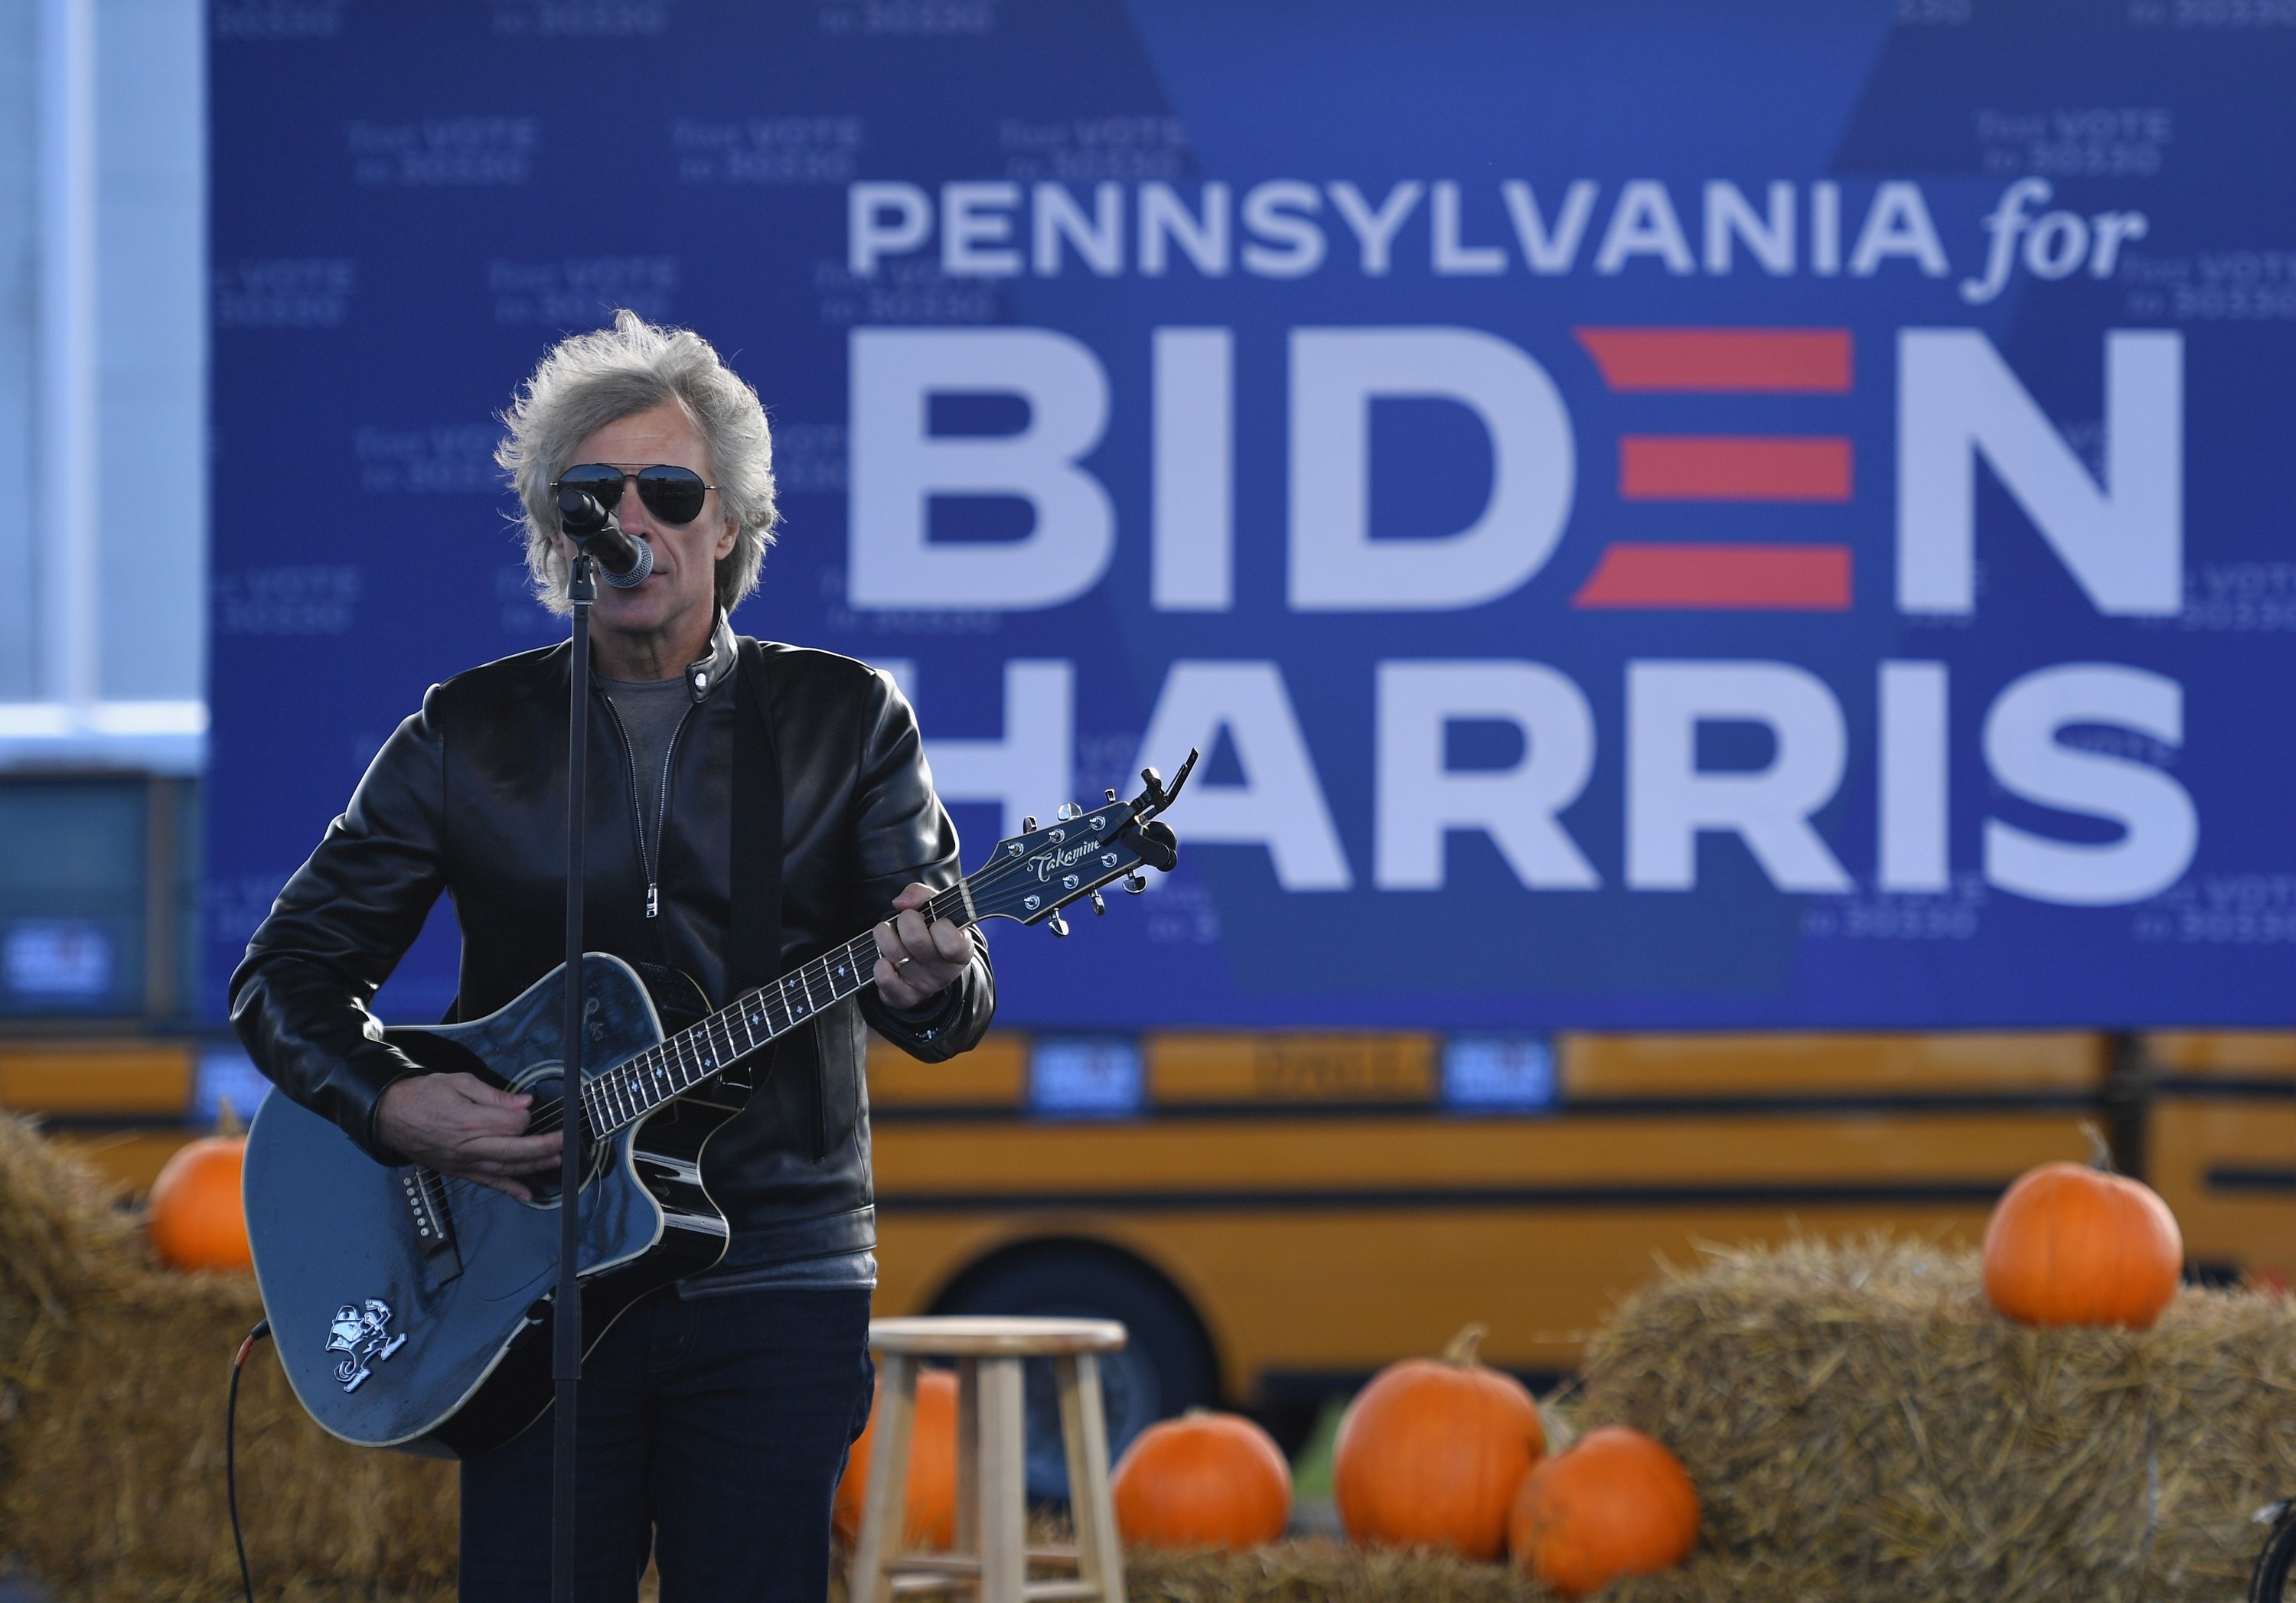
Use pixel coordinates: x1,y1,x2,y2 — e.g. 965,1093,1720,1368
851,1316,1128,1603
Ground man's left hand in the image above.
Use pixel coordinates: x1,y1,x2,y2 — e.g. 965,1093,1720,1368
873,882,971,1012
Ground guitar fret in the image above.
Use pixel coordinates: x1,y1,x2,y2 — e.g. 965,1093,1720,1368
576,865,1003,1136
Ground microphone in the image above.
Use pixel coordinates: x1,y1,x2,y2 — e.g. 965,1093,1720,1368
556,487,654,589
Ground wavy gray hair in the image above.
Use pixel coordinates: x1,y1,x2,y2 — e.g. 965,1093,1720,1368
497,310,778,615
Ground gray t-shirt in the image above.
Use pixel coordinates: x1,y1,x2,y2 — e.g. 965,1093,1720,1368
598,673,690,864
602,673,879,1295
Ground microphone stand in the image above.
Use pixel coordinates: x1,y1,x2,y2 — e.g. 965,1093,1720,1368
553,543,596,1603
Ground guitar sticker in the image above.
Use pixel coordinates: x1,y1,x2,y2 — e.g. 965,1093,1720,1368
328,1298,409,1392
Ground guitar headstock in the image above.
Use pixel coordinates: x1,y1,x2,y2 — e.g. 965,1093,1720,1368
960,749,1199,933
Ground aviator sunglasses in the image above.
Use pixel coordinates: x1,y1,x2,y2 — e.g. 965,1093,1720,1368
552,463,716,526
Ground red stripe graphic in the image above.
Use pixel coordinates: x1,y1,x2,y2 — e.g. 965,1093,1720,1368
1573,544,1852,611
1576,328,1852,393
1620,436,1852,501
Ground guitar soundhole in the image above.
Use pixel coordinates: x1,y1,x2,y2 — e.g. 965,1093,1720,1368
510,1070,608,1208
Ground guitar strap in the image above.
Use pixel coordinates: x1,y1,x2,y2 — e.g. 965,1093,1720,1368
729,637,784,1002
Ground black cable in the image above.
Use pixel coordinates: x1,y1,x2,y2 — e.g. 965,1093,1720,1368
228,1318,272,1603
2250,1498,2296,1602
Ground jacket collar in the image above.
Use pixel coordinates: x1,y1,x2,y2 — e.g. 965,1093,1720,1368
684,611,738,704
579,611,735,705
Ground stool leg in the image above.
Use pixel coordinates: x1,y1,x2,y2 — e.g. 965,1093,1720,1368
850,1352,916,1603
954,1357,980,1560
1055,1353,1127,1603
977,1354,1029,1603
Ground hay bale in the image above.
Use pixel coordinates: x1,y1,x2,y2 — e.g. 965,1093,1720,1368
1577,1235,2296,1603
1124,1537,1555,1602
0,1114,456,1598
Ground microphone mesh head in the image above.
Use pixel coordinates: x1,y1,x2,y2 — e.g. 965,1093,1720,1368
602,533,654,589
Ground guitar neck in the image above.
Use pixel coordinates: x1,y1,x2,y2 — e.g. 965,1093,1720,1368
577,878,977,1137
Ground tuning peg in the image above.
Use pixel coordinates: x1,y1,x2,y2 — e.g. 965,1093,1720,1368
1022,815,1038,832
1090,891,1107,917
1048,914,1071,937
1124,874,1146,894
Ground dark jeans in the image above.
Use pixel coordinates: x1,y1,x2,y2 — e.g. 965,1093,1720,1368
458,1286,875,1602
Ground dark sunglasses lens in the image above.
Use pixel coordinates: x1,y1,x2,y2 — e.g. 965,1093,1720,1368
634,466,708,526
557,463,625,510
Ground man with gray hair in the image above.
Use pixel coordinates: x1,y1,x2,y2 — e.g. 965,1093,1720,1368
232,311,993,1600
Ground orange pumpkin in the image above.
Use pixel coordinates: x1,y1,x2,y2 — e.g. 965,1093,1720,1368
1112,1409,1292,1551
147,1135,252,1272
1333,1324,1544,1559
1981,1140,2183,1329
833,1367,957,1549
1508,1426,1699,1598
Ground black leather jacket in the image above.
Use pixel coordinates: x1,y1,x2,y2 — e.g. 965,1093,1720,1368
230,617,993,1269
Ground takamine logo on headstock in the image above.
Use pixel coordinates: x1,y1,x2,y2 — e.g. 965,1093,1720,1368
1025,838,1106,881
964,750,1198,934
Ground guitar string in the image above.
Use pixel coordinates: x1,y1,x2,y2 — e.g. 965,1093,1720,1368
425,830,1125,1209
427,920,895,1210
426,918,909,1213
505,880,970,1142
421,871,1002,1213
512,821,1110,1142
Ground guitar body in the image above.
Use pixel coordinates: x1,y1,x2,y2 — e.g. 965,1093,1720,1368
243,953,748,1459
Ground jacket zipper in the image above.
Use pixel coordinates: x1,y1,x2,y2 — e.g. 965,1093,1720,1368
600,695,696,920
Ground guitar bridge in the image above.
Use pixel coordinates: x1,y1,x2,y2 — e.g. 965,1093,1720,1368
400,1167,462,1281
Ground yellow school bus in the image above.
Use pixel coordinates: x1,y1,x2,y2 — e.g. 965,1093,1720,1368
861,1028,2294,1484
2146,1031,2296,1292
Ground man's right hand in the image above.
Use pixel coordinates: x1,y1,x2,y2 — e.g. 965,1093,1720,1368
376,1073,563,1203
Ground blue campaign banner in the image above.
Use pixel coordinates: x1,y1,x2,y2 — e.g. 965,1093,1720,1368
208,1,2296,1031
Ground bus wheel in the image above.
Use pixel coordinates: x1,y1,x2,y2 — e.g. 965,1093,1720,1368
931,1240,1219,1502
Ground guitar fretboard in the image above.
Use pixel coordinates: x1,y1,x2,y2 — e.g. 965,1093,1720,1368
575,879,974,1138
